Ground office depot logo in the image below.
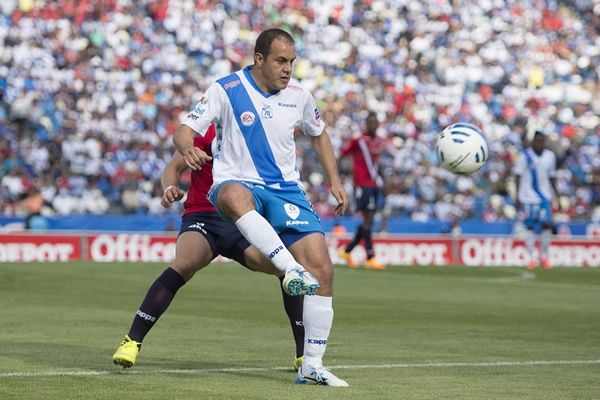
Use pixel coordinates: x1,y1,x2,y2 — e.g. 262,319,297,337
0,234,79,262
88,234,176,262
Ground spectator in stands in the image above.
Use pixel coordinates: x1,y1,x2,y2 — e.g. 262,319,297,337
0,0,598,227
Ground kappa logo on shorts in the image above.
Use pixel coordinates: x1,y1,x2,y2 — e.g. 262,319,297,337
284,203,300,220
240,111,255,126
284,203,309,226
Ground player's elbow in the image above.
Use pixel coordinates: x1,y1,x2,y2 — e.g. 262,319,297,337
173,126,193,153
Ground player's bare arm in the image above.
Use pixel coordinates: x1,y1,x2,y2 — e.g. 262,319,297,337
173,124,212,170
160,152,188,208
309,130,349,216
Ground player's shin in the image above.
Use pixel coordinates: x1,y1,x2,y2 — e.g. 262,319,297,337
525,229,536,261
540,228,552,258
235,210,298,272
302,295,333,368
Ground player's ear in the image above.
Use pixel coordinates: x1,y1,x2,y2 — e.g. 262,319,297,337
254,52,264,66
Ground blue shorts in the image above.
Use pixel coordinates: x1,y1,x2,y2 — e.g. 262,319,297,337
354,186,381,212
179,212,249,267
522,202,552,228
209,180,324,247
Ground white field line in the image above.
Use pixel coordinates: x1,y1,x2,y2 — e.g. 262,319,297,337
1,359,599,378
339,268,600,290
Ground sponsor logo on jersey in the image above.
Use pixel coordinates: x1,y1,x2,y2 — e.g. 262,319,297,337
287,84,303,91
198,96,208,105
261,103,273,119
240,111,255,126
223,80,241,89
284,203,300,220
278,102,297,108
188,104,206,120
314,108,321,122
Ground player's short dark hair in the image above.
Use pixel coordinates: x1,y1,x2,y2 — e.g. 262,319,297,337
254,28,295,60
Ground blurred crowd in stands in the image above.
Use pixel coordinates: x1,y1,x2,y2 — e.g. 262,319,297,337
0,0,599,228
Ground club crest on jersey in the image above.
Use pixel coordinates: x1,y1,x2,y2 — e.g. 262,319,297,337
261,103,273,120
284,203,300,220
240,111,256,126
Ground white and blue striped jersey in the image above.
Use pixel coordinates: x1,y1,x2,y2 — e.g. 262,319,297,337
513,148,557,204
182,66,325,190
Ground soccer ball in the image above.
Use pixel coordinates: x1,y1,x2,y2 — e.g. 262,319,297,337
436,123,488,175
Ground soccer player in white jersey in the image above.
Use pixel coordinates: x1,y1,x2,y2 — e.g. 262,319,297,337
173,29,349,387
513,131,560,269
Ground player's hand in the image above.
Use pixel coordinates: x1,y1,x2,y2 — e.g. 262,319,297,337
330,182,349,217
182,146,212,170
161,185,185,208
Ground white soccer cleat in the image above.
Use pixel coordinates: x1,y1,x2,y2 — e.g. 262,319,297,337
282,267,320,296
296,365,349,387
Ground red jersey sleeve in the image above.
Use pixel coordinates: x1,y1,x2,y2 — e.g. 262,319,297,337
182,125,217,215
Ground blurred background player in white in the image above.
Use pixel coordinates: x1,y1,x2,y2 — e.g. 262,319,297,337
113,124,305,371
338,111,386,270
513,131,560,269
173,29,349,386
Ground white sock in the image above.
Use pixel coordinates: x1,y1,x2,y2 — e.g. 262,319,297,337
235,210,298,272
540,229,551,259
302,295,333,369
525,229,535,261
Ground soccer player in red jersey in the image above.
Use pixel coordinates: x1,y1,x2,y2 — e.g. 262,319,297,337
338,112,386,269
113,124,305,370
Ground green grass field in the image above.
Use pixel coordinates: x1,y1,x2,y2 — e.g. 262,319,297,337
0,261,599,399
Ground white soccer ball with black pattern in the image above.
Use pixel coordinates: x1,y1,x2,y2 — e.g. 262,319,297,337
436,123,488,175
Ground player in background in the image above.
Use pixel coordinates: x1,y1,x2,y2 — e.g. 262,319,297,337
513,130,560,269
338,111,386,270
113,124,305,371
173,28,349,386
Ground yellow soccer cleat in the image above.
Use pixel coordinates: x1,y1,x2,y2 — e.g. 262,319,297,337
294,356,303,371
113,335,141,369
364,257,386,270
338,249,359,268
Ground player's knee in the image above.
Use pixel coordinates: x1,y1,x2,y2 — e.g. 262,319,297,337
171,261,202,281
307,257,335,280
217,183,255,218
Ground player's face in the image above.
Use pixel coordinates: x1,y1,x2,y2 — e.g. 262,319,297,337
256,38,296,93
532,134,545,155
366,116,378,135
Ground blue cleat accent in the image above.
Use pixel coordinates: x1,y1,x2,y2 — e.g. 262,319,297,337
296,366,349,387
282,267,320,296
